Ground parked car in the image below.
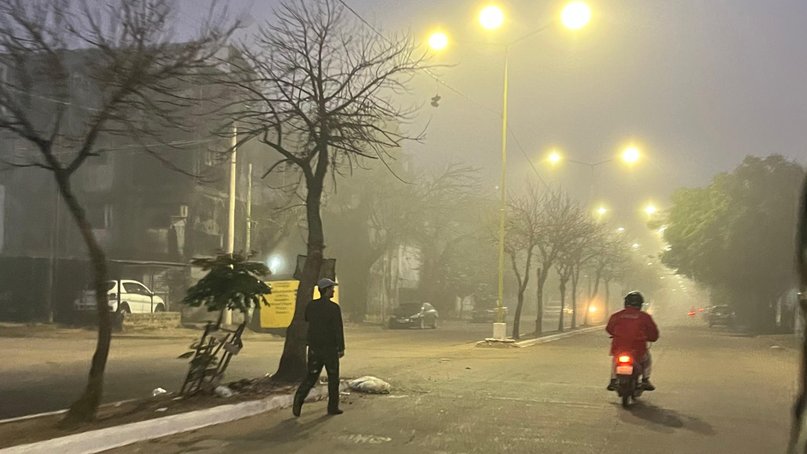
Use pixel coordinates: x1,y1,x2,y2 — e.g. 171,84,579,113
388,302,439,329
707,305,735,328
74,280,166,314
470,306,508,323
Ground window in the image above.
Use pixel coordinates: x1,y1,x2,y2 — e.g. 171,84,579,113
122,282,141,294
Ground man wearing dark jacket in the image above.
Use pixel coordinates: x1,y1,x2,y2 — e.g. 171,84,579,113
293,278,345,416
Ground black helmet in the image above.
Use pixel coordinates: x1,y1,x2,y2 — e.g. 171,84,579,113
624,291,644,308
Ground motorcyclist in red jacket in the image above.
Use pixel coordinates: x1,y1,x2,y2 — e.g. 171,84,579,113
606,291,660,391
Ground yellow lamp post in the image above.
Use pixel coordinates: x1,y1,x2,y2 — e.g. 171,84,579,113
428,2,592,340
486,2,592,339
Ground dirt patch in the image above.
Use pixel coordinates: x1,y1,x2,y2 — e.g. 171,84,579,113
0,377,298,449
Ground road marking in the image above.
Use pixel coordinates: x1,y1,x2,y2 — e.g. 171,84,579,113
338,433,392,444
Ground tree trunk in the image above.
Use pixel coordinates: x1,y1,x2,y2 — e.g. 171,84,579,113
558,280,566,333
273,171,325,383
509,251,531,340
513,288,525,340
58,172,111,425
535,267,549,335
605,279,611,315
571,270,579,329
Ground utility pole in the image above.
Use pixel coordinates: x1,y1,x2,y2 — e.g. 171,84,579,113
225,123,237,325
245,163,252,253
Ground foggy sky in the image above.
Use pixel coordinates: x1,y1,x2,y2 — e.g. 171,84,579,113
180,0,807,246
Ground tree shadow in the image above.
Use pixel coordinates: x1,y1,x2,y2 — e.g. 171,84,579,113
616,401,716,436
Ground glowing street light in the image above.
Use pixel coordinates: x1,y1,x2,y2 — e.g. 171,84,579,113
595,205,608,218
428,31,449,51
561,2,592,30
479,5,505,30
621,146,641,165
616,227,626,233
644,203,658,216
547,150,563,166
631,242,640,250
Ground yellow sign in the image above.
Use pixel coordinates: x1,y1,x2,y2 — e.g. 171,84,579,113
259,279,339,329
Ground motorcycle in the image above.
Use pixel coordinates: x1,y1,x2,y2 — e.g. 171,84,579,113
613,352,645,407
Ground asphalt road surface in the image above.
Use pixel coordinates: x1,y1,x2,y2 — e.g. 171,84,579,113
108,325,798,454
0,318,562,419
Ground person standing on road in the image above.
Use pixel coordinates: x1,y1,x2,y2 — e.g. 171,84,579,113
293,278,345,416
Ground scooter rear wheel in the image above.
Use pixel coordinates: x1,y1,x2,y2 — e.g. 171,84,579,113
621,394,630,408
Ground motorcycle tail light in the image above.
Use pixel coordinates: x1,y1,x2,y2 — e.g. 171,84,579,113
617,354,633,365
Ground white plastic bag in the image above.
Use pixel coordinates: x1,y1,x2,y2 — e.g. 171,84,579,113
214,385,234,398
348,376,391,394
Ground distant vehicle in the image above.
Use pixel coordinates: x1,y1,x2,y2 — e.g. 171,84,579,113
388,302,438,329
74,280,166,314
707,305,735,328
470,306,508,323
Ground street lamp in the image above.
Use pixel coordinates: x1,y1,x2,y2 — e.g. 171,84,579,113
595,205,608,219
644,203,658,216
485,2,591,340
561,2,592,30
479,5,505,30
621,146,641,165
540,145,641,217
428,31,449,51
547,149,563,166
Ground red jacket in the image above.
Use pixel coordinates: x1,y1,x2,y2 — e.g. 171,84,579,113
606,307,659,356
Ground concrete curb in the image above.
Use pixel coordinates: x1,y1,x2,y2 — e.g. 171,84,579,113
0,383,346,454
514,325,603,348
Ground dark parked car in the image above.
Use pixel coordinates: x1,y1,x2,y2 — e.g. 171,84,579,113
470,306,508,323
388,303,439,329
707,305,735,327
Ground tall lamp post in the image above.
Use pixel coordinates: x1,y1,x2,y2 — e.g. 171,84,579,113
430,2,592,340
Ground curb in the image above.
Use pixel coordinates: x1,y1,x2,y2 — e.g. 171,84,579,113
0,383,345,454
474,325,603,348
514,325,603,347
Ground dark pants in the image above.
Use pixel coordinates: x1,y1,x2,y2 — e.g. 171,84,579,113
294,347,340,412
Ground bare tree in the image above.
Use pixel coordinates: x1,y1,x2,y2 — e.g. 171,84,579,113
0,0,235,423
554,259,573,332
585,232,628,317
505,183,542,339
532,191,583,336
229,0,428,381
550,200,595,331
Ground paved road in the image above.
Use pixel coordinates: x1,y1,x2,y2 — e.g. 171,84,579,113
0,318,564,419
109,325,798,454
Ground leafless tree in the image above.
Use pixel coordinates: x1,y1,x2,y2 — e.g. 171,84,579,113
0,0,236,424
585,232,629,316
505,183,543,339
532,191,585,336
228,0,429,380
554,213,598,331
